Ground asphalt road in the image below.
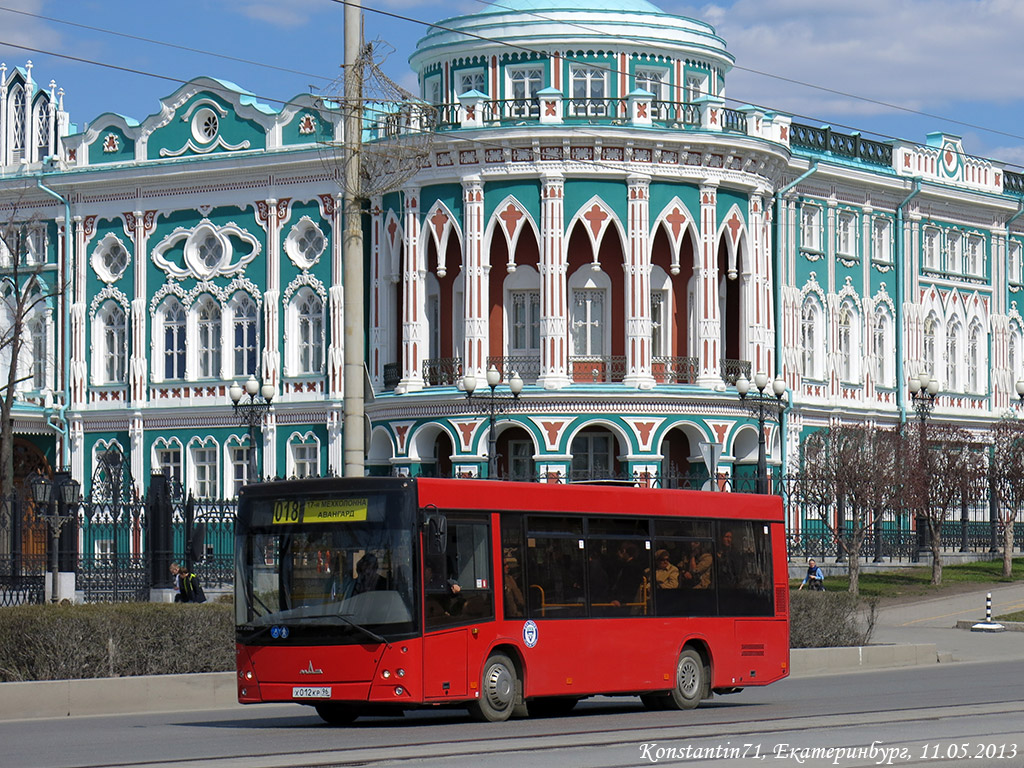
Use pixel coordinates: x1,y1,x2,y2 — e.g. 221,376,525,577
2,658,1022,768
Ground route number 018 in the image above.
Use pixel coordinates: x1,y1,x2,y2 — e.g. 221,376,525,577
273,500,302,524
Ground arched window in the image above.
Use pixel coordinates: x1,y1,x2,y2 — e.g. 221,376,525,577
11,86,26,160
231,293,259,378
98,301,127,384
837,301,860,382
923,312,938,378
195,297,222,379
27,313,47,390
160,298,186,380
873,307,894,388
968,319,986,394
292,289,324,375
801,297,823,380
35,99,51,159
1010,324,1022,386
946,317,962,392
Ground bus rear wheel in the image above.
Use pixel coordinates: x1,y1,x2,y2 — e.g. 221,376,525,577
667,648,708,710
469,653,517,722
314,703,359,725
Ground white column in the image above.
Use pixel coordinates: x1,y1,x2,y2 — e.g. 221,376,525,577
400,187,425,391
696,182,722,387
462,176,487,379
128,210,154,407
624,174,654,388
537,173,569,388
747,192,772,377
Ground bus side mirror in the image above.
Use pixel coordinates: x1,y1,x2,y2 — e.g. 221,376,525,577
426,514,447,555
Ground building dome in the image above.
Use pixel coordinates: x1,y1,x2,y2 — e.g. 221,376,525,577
410,0,733,76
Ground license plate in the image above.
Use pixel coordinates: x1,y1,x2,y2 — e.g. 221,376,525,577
292,686,331,699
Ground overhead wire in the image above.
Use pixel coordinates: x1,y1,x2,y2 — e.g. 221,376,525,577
2,1,1023,174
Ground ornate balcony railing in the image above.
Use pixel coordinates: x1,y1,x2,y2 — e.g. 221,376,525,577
720,358,751,386
382,363,401,391
422,357,463,386
789,123,893,168
569,355,627,383
486,355,541,384
652,356,698,384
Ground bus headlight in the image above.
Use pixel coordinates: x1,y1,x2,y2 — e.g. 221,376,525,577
396,668,405,678
394,686,404,696
382,669,391,679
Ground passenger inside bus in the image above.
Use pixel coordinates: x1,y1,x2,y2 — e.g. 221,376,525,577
653,549,679,589
503,556,525,617
679,540,713,589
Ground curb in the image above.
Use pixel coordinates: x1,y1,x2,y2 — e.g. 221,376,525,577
0,644,945,721
954,620,1024,632
788,643,943,678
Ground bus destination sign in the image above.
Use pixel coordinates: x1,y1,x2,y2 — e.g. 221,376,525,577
272,498,369,524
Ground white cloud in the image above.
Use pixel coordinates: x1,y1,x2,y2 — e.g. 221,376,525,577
666,0,1024,124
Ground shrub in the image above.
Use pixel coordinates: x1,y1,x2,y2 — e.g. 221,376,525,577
0,603,234,682
789,590,878,648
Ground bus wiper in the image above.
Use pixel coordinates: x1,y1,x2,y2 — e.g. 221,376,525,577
337,613,390,648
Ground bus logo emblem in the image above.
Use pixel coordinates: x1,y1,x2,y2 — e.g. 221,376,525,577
300,661,324,675
523,620,539,648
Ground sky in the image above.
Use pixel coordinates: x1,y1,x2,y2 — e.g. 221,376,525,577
2,0,1024,169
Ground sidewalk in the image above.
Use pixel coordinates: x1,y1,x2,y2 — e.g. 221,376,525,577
871,581,1024,663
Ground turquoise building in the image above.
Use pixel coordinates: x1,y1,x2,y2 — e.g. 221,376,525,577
3,0,1023,542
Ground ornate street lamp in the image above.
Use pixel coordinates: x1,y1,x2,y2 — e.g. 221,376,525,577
908,372,939,556
736,372,787,494
29,470,81,603
462,365,524,479
229,375,275,484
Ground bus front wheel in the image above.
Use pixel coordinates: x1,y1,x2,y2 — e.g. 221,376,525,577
469,653,517,722
668,648,708,710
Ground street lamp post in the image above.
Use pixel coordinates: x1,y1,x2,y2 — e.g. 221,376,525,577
229,375,275,484
462,365,524,479
736,373,787,494
29,470,81,603
908,371,939,557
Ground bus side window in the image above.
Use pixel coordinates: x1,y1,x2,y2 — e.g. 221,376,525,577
425,517,494,630
500,515,526,619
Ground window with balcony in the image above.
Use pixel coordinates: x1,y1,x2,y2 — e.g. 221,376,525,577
510,290,540,354
569,65,608,117
650,291,667,357
507,67,543,118
571,288,606,356
635,68,668,117
570,432,614,481
457,69,487,97
684,73,706,103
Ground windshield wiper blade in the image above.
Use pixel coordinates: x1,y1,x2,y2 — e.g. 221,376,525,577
337,613,390,647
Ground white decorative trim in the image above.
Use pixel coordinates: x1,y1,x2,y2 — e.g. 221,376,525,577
151,219,261,280
88,285,130,320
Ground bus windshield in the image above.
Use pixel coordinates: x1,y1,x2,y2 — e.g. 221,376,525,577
235,492,417,643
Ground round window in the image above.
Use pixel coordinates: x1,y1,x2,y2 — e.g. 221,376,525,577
191,108,219,144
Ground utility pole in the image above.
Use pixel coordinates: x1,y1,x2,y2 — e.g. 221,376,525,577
343,0,365,477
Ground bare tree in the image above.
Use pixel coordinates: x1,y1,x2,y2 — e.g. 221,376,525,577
0,207,61,501
988,418,1024,578
904,422,986,585
795,424,902,595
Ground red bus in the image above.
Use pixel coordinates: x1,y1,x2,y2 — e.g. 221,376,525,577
234,477,789,724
